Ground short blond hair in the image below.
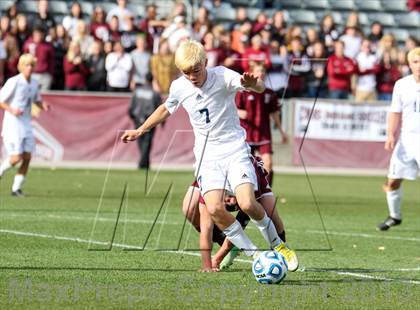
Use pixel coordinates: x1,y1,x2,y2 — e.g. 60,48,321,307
407,47,420,63
174,40,206,71
17,53,37,73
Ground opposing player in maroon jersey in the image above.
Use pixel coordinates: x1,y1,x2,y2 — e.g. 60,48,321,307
235,63,288,185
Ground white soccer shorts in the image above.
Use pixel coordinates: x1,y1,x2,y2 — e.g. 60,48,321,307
388,140,420,180
196,152,258,195
3,135,35,155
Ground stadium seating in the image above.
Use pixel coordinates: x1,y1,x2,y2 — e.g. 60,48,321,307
246,7,263,21
329,0,356,11
272,0,301,9
355,0,383,12
94,2,116,13
17,0,38,14
381,0,407,13
49,1,69,15
390,28,410,42
369,13,396,27
0,0,14,13
128,4,146,18
80,2,94,16
396,12,420,28
303,0,330,10
229,0,259,7
213,5,236,22
355,12,370,27
330,11,344,25
289,10,317,26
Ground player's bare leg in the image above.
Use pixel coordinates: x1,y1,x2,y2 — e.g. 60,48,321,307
260,153,273,185
11,152,30,197
0,154,22,179
378,178,403,231
258,195,285,240
182,186,201,231
204,189,258,257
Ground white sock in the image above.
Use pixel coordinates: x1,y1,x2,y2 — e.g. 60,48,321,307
12,174,25,192
252,213,282,248
386,188,402,220
0,159,12,177
223,220,258,257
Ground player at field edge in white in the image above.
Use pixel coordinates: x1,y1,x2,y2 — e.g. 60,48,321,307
121,40,287,259
0,54,49,196
378,47,420,231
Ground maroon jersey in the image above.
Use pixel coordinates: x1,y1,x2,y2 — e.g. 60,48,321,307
235,88,279,145
193,156,272,205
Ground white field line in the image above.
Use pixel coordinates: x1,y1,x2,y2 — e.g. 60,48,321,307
2,212,420,243
334,271,420,285
300,229,420,242
0,228,141,250
0,228,420,286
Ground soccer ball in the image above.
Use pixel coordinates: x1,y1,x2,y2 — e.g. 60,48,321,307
252,251,288,284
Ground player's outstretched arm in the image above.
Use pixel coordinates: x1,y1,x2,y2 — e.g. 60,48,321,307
240,72,265,93
384,112,402,151
121,104,170,143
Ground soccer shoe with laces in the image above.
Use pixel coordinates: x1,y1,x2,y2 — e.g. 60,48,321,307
220,246,241,270
274,243,299,272
377,216,402,231
11,189,25,197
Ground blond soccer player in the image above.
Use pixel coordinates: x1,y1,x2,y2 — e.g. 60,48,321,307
121,40,298,271
0,54,49,196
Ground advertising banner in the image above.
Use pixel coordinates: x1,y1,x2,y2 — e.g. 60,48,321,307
293,100,391,168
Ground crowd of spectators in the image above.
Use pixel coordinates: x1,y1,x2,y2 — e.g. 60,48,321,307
0,0,418,102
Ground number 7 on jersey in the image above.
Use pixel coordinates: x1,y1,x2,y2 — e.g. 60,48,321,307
199,108,211,123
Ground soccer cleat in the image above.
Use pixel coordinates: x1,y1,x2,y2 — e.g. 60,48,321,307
11,189,25,197
274,243,299,272
377,216,402,231
220,246,241,270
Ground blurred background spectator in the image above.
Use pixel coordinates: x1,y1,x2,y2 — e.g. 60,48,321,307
105,40,132,92
86,40,107,91
63,40,89,90
150,38,177,96
62,1,84,37
23,26,54,91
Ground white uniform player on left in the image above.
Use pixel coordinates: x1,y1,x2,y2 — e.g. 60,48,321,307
0,54,49,197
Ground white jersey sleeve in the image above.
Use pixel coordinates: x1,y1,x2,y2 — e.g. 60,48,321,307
222,67,245,93
164,81,181,114
390,79,403,113
0,76,17,103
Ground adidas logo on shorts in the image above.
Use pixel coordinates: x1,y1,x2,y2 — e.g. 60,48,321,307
241,173,248,179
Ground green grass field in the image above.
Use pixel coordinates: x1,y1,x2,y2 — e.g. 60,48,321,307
0,168,419,309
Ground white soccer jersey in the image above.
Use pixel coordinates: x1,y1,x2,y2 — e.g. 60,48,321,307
0,73,41,140
164,66,248,160
390,74,420,139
